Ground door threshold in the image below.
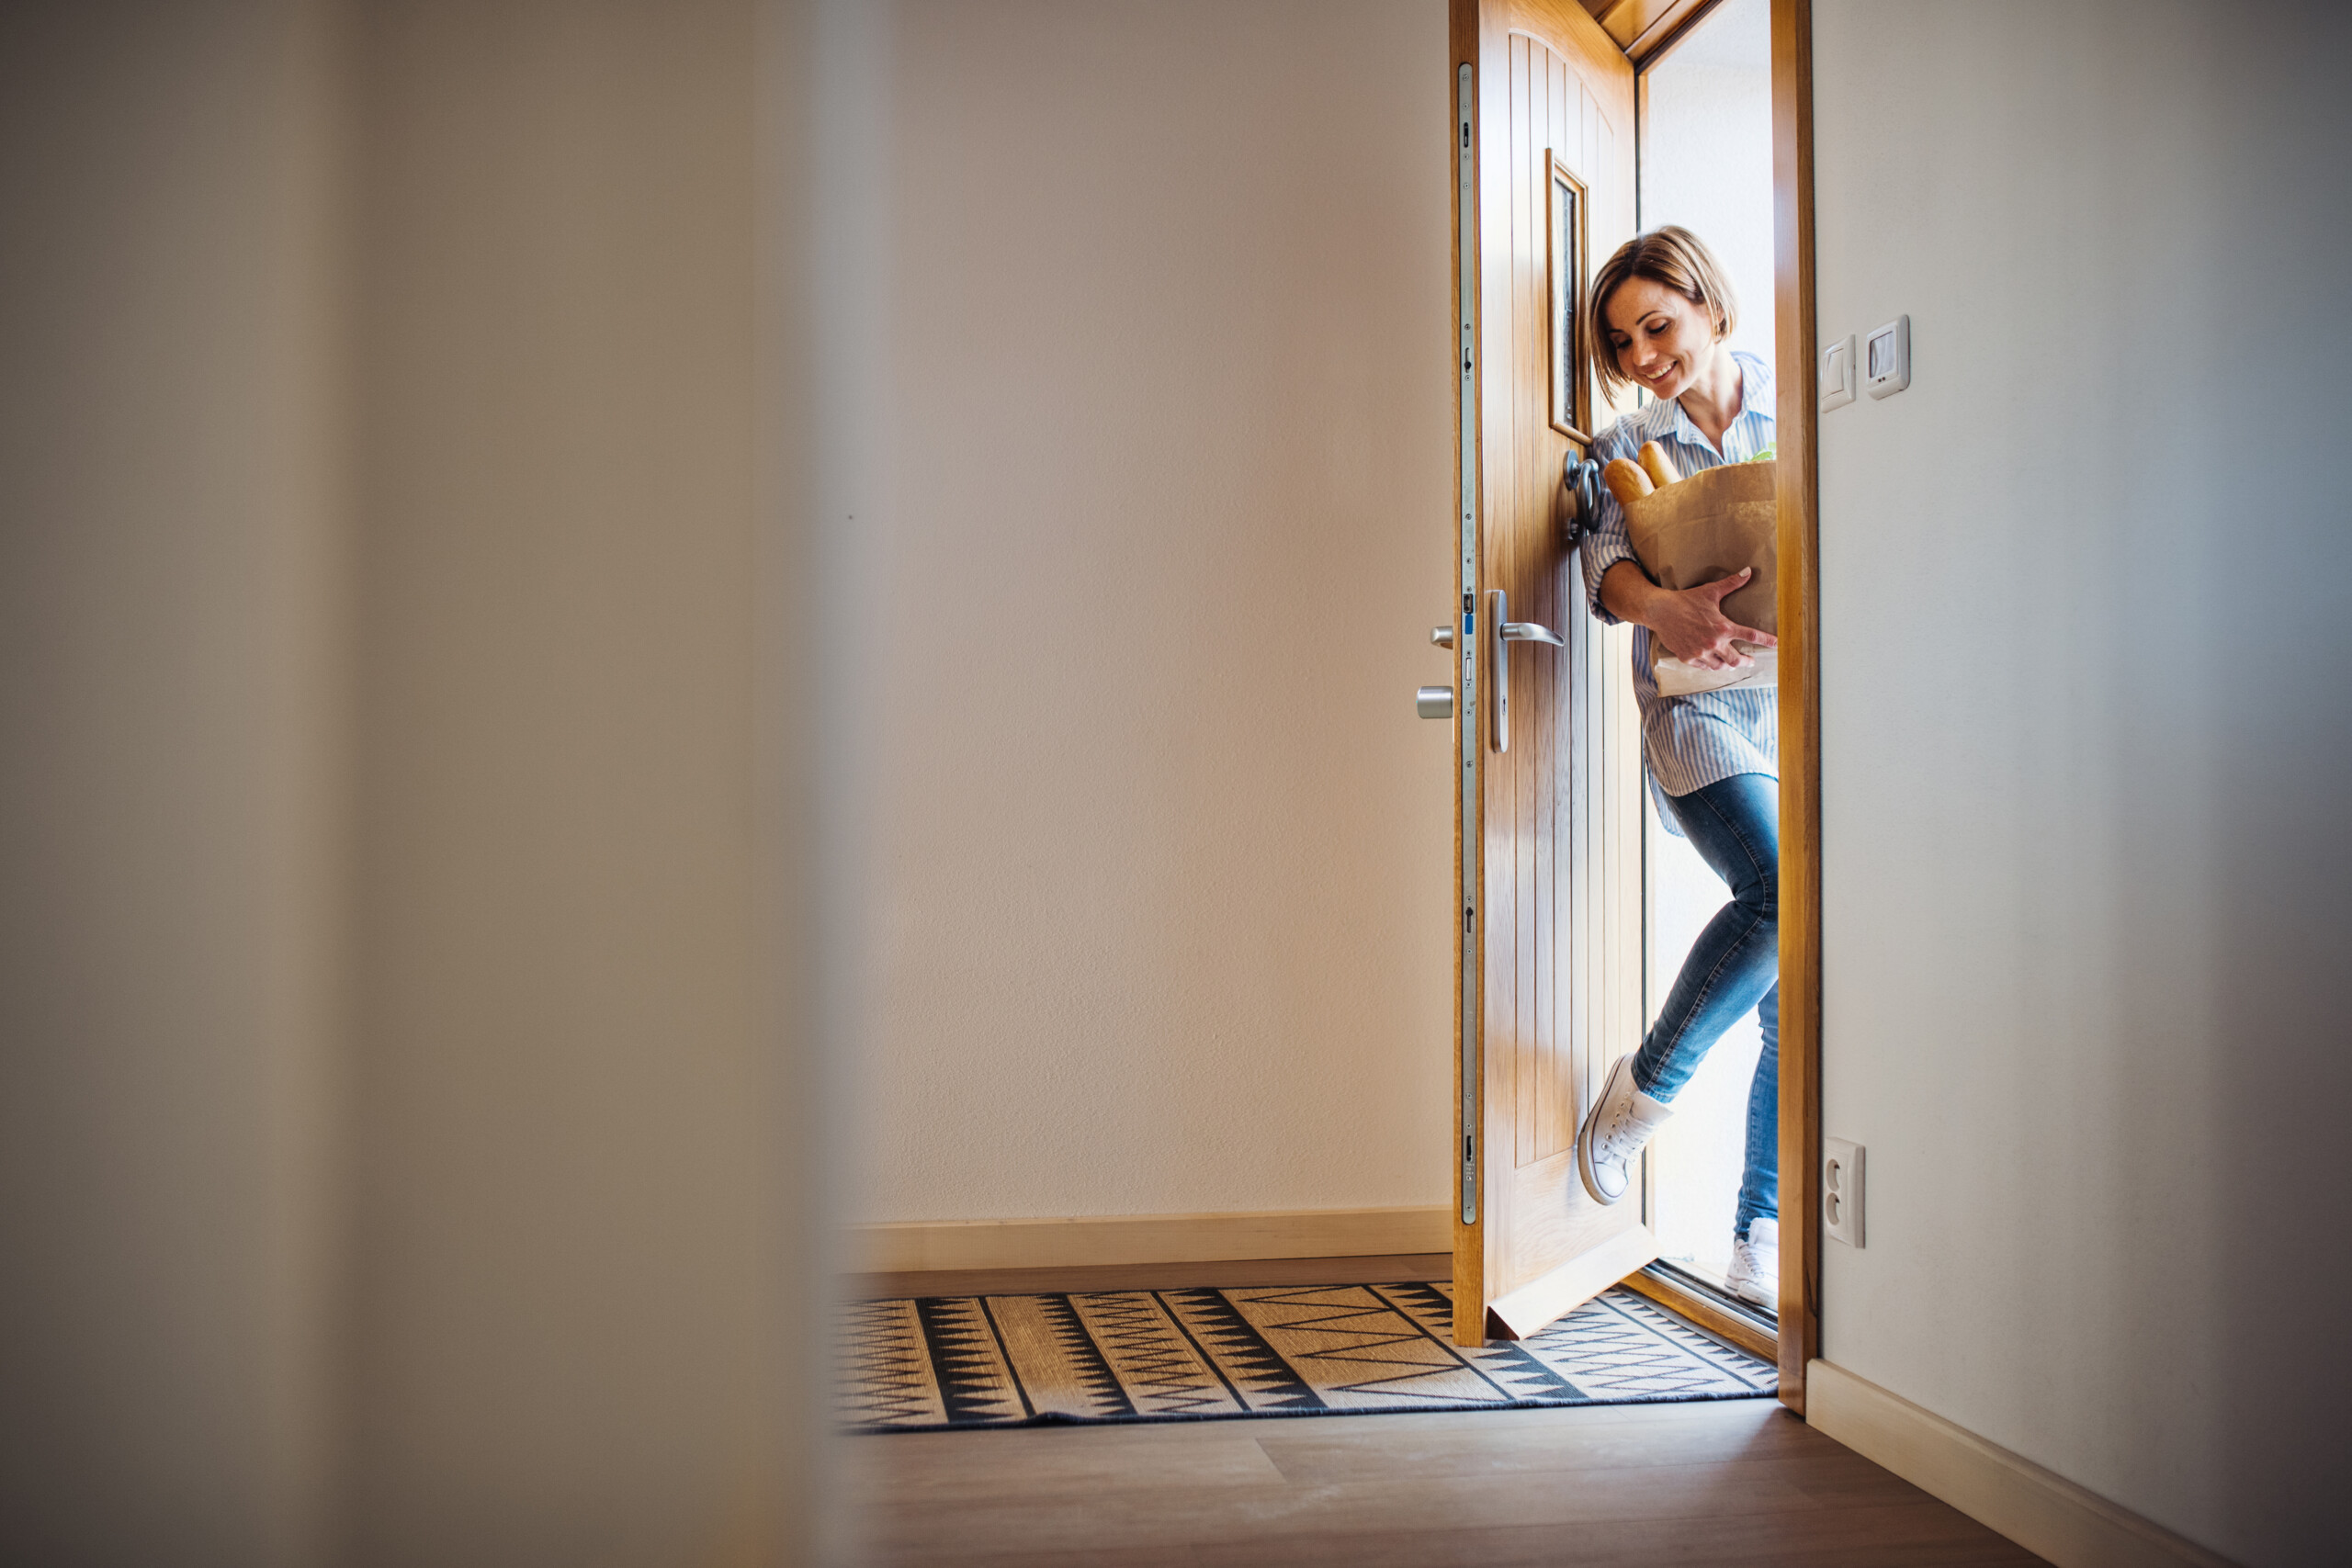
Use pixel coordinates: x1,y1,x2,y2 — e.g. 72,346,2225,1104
1621,1261,1778,1363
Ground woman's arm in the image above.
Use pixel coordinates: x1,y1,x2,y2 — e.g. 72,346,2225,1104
1599,559,1777,671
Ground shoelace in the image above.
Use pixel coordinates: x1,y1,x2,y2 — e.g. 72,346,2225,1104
1592,1100,1650,1166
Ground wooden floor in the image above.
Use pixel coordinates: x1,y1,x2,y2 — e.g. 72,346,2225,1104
842,1258,2047,1567
847,1398,2046,1566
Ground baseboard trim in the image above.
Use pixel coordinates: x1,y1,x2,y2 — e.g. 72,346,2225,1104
1805,1359,2240,1568
854,1205,1452,1274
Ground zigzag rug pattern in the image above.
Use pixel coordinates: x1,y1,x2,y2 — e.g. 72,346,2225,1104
840,1282,1773,1432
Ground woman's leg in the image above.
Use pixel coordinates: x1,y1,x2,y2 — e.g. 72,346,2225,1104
1631,773,1779,1104
1577,772,1780,1209
1736,983,1779,1240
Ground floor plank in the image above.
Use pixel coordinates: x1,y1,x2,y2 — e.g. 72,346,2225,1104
846,1397,2047,1566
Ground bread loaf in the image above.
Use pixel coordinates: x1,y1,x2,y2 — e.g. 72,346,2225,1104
1638,440,1680,491
1602,457,1654,506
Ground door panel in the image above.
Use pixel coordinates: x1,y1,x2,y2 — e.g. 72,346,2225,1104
1450,0,1645,1346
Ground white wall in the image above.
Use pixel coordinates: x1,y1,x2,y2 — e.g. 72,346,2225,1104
858,0,1456,1223
1812,5,2352,1564
0,6,345,1559
0,3,829,1562
341,4,820,1561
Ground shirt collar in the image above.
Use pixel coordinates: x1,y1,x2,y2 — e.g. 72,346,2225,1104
1656,350,1771,455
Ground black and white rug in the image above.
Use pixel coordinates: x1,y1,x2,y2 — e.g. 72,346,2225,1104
841,1280,1775,1432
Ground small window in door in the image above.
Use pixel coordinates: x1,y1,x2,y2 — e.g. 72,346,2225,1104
1547,152,1589,440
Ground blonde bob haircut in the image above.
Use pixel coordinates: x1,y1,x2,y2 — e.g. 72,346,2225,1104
1586,225,1738,396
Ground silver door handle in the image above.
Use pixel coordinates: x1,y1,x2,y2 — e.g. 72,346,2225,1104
1451,620,1567,649
1488,589,1564,752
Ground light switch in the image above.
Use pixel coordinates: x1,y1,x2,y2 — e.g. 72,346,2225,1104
1820,334,1857,412
1865,316,1911,399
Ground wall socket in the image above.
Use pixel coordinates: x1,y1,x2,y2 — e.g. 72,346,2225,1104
1823,1138,1865,1247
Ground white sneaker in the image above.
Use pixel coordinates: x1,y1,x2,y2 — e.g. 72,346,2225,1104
1726,1216,1779,1310
1576,1055,1674,1205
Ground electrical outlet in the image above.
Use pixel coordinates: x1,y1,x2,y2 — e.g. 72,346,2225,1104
1823,1138,1865,1247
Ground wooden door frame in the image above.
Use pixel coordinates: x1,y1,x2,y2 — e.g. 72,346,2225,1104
1769,0,1821,1416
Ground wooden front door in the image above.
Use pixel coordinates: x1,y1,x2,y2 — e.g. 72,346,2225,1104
1448,0,1645,1345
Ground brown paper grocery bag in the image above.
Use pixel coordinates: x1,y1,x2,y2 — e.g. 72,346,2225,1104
1621,458,1777,697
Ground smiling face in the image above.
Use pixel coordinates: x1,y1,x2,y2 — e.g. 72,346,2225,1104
1601,276,1726,401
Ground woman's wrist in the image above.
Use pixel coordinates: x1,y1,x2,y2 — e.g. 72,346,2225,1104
1600,559,1664,630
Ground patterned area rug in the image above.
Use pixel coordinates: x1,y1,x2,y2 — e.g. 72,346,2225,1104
841,1280,1774,1431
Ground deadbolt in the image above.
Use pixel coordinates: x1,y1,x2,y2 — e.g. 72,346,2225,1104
1416,685,1454,719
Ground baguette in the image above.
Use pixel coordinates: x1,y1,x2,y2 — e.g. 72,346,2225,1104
1638,440,1680,491
1602,457,1654,507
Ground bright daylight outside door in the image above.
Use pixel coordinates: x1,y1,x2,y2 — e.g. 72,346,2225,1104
1439,0,1644,1347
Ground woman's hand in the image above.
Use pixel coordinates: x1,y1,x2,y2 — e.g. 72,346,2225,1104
1648,567,1777,670
1600,561,1777,671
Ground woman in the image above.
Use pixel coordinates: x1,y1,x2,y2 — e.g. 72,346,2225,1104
1570,226,1781,1310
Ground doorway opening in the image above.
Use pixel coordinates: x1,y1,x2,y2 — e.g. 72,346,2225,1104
1621,0,1784,1330
1446,0,1812,1368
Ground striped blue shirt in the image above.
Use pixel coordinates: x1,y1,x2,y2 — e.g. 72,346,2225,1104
1578,349,1779,801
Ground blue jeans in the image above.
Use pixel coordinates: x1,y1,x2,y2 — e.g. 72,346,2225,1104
1633,772,1779,1240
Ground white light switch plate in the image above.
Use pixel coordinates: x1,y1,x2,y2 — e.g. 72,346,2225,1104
1820,334,1857,411
1865,315,1911,399
1824,1137,1865,1247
